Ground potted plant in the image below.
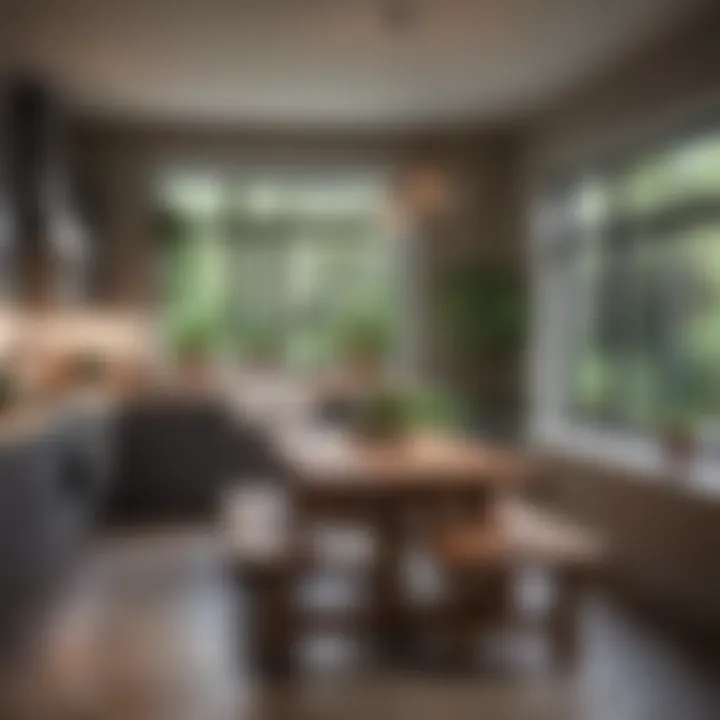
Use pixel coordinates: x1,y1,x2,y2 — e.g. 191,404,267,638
440,261,526,436
411,388,463,432
173,322,216,388
657,410,697,473
352,385,461,444
336,313,393,385
353,385,414,444
441,262,526,362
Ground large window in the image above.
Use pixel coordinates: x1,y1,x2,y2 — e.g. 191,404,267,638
535,124,720,435
156,173,396,368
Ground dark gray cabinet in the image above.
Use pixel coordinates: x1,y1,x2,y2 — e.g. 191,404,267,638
0,405,113,662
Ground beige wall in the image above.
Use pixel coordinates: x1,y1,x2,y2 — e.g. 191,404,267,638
538,455,720,641
527,4,720,639
528,4,720,175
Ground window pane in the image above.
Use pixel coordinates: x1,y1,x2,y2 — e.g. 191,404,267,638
156,174,395,369
677,223,720,422
561,121,720,435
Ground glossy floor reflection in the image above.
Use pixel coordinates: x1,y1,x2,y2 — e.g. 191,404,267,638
11,527,720,720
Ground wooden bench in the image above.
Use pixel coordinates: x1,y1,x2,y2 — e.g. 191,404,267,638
434,500,606,668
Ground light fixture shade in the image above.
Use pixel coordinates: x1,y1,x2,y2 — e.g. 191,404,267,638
393,162,452,226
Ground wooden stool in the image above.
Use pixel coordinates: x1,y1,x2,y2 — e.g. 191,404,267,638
434,521,511,666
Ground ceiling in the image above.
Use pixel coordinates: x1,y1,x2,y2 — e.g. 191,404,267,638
0,0,705,128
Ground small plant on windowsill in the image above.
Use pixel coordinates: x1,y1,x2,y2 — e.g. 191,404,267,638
656,410,698,476
335,313,393,386
173,324,217,388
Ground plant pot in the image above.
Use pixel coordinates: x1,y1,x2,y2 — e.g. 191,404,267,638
246,352,283,373
354,422,410,447
346,353,383,385
658,428,696,472
352,388,412,446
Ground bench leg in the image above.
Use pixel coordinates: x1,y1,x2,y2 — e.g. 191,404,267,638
445,568,509,670
445,573,475,669
550,568,584,670
241,571,295,678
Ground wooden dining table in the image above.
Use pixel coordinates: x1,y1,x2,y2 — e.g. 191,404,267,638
273,428,529,652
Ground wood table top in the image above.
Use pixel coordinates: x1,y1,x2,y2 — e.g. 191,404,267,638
277,429,529,492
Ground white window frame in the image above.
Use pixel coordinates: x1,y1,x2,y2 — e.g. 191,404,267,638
527,145,720,497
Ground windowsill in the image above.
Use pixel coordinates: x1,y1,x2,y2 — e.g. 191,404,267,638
532,422,720,501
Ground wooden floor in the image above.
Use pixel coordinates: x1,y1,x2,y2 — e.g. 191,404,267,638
5,526,719,720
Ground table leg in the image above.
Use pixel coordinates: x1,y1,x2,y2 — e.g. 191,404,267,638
238,568,295,679
550,568,584,670
372,499,409,661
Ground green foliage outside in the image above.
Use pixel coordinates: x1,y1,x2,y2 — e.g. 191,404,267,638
156,176,395,369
